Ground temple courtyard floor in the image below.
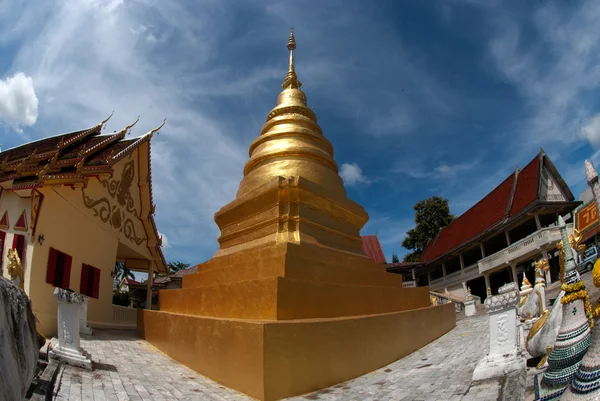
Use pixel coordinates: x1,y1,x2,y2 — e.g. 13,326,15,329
53,309,521,401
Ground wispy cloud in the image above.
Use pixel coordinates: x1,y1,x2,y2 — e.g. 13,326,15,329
484,1,600,153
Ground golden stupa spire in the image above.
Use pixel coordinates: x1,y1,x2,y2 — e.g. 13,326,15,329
282,28,301,90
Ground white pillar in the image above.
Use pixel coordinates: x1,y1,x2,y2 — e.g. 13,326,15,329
49,288,92,370
484,273,491,295
146,264,154,309
510,263,519,288
79,296,93,335
442,263,447,278
411,269,416,281
427,272,432,284
505,231,512,246
534,214,542,230
480,243,486,258
459,254,465,269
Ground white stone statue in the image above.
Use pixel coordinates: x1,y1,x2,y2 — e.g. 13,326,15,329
472,282,526,381
519,258,548,321
48,288,92,369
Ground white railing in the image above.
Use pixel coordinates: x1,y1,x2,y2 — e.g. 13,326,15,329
477,224,571,274
429,263,480,291
112,305,137,326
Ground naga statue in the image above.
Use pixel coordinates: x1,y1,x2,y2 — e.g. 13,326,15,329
7,248,24,290
519,258,549,321
526,228,585,369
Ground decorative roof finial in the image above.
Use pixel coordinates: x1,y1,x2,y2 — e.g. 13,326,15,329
282,28,302,90
586,159,598,186
147,118,167,139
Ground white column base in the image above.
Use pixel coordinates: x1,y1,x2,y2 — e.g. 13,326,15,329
49,345,92,370
465,299,477,317
472,351,526,381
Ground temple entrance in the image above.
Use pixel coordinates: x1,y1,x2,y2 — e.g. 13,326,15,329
490,267,511,294
467,276,487,302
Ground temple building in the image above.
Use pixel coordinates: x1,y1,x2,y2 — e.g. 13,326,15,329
420,150,580,302
0,116,167,336
139,31,455,401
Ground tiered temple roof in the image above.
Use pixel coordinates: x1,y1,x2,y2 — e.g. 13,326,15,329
0,114,167,272
421,150,579,265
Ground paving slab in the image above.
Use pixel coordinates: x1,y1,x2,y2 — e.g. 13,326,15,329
55,313,499,400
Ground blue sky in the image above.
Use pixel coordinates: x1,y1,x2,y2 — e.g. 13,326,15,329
1,0,600,265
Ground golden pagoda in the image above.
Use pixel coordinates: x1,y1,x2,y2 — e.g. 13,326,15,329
139,30,455,401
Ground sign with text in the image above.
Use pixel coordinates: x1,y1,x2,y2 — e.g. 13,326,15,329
577,202,598,233
402,281,416,288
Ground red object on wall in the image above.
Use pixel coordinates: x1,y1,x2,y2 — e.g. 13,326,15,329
12,234,25,260
80,264,101,299
0,231,5,262
0,211,9,229
14,210,27,231
46,247,72,289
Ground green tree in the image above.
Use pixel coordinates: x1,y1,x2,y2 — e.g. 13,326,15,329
114,262,135,288
402,196,454,262
391,253,400,263
167,261,191,274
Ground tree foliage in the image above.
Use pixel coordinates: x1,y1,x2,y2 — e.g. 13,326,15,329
402,196,454,262
167,261,191,274
391,253,400,263
114,262,135,287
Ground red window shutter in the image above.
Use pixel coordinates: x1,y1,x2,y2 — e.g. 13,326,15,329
0,231,5,262
62,254,72,289
80,264,89,296
46,248,58,286
92,267,101,299
16,235,25,259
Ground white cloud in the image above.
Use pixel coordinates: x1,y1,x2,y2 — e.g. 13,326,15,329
340,162,370,187
581,113,600,148
0,72,38,131
158,231,171,249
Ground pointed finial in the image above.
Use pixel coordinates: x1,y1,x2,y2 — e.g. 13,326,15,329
586,159,598,186
282,28,302,90
287,27,296,52
147,118,166,139
116,115,140,138
559,215,576,272
99,111,115,130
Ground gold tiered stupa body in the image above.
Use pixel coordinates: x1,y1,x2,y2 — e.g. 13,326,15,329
140,31,455,401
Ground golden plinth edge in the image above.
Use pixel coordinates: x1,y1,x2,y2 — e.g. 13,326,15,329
139,30,456,401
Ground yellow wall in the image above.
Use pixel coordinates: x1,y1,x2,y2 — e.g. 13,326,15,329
28,187,119,336
140,303,456,401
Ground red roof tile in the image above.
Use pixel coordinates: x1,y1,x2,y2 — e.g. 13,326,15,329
361,235,386,263
421,173,516,263
510,156,540,216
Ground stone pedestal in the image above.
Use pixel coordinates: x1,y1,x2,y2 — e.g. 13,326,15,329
49,288,92,370
473,282,526,381
79,296,93,335
465,299,477,317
